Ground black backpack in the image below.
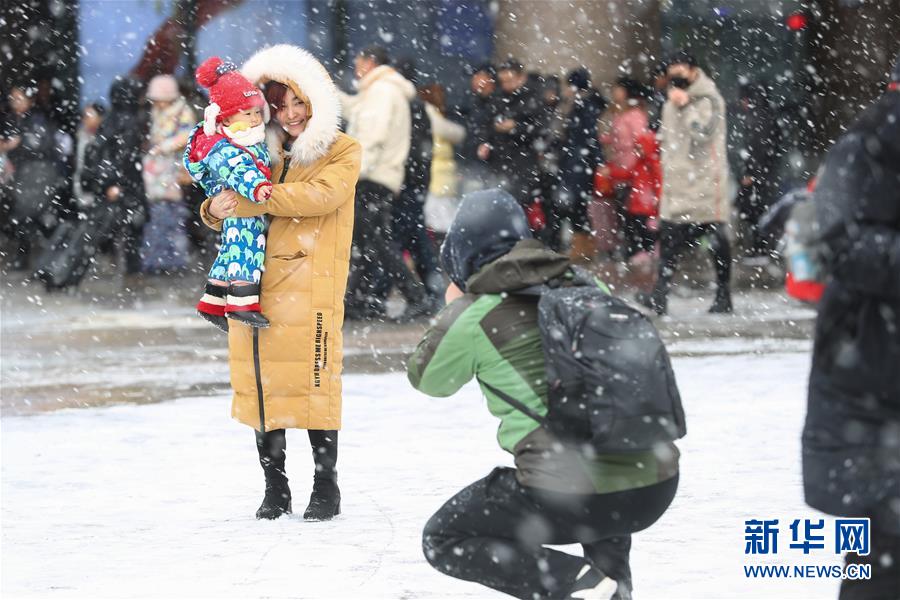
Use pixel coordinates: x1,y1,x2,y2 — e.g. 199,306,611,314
483,279,686,453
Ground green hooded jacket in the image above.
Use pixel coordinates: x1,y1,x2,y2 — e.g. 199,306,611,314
409,239,679,494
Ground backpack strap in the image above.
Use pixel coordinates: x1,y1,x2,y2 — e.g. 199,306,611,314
479,380,547,426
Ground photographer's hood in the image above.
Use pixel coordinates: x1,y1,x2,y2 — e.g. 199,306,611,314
440,190,533,292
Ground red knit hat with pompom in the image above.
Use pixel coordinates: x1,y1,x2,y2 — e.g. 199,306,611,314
196,56,265,134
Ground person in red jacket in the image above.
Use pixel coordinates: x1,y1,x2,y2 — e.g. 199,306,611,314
604,128,661,262
599,78,661,264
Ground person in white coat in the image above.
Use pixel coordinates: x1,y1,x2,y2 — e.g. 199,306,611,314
339,45,431,321
638,51,733,316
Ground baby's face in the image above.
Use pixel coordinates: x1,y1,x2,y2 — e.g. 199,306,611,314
224,107,263,130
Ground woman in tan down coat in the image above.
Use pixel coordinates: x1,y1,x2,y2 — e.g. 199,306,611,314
202,44,361,522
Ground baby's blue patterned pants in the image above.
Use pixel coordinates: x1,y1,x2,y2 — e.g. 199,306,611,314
208,216,267,283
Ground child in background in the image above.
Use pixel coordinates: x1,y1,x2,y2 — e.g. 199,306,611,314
184,56,272,331
609,128,662,264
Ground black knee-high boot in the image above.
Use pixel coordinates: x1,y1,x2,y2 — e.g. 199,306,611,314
303,430,341,521
255,429,291,519
707,225,733,314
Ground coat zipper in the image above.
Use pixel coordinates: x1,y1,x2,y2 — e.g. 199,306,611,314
254,159,290,434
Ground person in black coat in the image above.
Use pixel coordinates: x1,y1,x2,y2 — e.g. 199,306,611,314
802,55,900,600
487,59,543,211
732,81,780,258
532,74,564,250
1,85,63,270
83,76,149,275
454,64,499,178
554,68,606,256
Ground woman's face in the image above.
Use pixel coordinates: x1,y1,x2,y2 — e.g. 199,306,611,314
612,85,627,105
275,88,308,138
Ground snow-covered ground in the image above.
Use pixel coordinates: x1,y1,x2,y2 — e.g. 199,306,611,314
2,344,843,600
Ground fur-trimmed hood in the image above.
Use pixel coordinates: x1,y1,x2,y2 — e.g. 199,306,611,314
242,44,341,167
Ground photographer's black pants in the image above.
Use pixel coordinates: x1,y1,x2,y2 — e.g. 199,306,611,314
422,467,678,599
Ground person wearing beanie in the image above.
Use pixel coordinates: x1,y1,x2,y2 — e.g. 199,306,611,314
183,56,273,330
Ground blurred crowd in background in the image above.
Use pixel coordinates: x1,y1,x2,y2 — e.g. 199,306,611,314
0,46,784,319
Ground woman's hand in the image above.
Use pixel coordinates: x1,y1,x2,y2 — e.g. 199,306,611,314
209,190,240,219
105,185,121,202
668,88,690,108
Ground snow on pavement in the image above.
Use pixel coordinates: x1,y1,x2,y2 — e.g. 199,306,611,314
2,345,843,599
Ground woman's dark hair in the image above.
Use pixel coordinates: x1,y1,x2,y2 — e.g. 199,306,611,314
668,50,698,69
263,80,290,115
615,76,646,101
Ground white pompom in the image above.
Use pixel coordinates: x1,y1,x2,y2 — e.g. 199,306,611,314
203,103,221,135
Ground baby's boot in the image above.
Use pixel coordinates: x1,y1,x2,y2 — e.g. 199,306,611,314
196,282,229,332
225,283,270,328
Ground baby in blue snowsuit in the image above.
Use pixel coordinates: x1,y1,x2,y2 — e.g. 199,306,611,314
185,57,273,331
